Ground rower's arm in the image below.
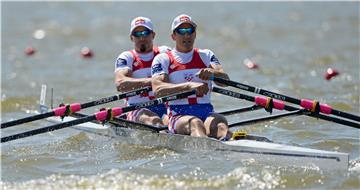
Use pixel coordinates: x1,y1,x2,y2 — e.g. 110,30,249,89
114,68,152,92
152,74,209,97
210,64,229,87
152,74,192,97
197,64,229,87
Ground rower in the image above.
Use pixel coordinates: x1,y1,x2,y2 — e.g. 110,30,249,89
151,14,231,139
114,16,171,126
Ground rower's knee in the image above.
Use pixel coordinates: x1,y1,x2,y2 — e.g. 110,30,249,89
188,117,206,136
150,116,163,126
137,109,162,126
162,115,169,126
189,117,204,130
205,113,229,139
217,123,228,132
216,123,229,138
139,116,163,126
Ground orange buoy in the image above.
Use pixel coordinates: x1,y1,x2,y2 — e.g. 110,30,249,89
81,47,93,58
25,46,36,56
244,58,259,69
324,68,339,80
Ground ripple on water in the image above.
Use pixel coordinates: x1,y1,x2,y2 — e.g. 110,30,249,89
293,130,326,140
309,138,358,153
0,167,285,190
330,102,356,112
1,136,359,189
1,96,38,113
349,159,360,172
112,142,177,162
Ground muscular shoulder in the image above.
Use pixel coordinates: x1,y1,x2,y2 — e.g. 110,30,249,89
197,48,221,66
151,53,170,76
115,50,134,72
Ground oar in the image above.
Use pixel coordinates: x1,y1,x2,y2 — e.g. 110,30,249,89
218,105,262,116
228,110,304,128
71,112,167,132
77,105,260,130
212,76,360,122
1,90,195,143
213,87,360,129
1,87,151,128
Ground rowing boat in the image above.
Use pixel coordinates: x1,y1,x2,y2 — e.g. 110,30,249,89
43,106,349,171
2,83,354,171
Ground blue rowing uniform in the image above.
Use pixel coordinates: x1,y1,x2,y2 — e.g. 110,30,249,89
126,104,167,121
147,104,167,118
168,103,214,121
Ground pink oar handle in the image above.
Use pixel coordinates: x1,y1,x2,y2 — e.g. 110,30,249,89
255,96,285,110
300,99,332,114
53,103,81,116
95,107,123,121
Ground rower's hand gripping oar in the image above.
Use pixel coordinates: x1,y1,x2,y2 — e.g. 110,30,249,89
1,90,195,143
213,87,360,129
1,87,152,129
211,76,360,122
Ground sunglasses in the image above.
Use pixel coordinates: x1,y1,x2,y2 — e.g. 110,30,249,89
175,27,195,35
132,29,151,38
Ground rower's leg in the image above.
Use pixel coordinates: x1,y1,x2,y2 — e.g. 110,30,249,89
204,113,230,139
171,115,207,137
162,114,169,126
136,109,163,126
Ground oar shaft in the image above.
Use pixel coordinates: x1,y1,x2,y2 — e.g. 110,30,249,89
328,109,359,123
213,87,360,129
1,90,195,143
213,77,360,122
1,115,96,143
229,110,303,128
305,112,360,129
71,112,167,132
219,105,262,116
213,87,295,112
214,77,301,104
1,112,55,129
80,86,151,109
1,87,151,129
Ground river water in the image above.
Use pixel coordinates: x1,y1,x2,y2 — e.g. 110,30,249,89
1,2,359,189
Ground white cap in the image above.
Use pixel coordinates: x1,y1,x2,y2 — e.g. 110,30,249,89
130,16,153,34
171,14,197,31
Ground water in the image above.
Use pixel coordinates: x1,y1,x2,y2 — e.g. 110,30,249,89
1,2,359,189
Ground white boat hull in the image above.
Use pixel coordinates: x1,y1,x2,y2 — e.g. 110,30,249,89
46,115,349,171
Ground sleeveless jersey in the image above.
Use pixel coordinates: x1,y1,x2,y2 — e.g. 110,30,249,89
165,48,211,105
115,46,171,105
